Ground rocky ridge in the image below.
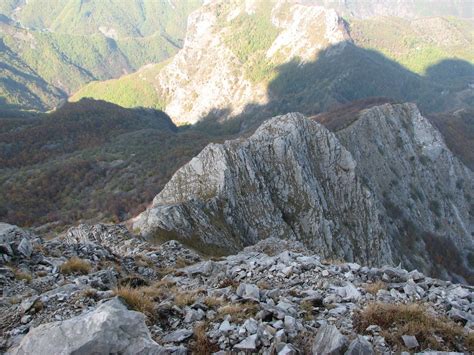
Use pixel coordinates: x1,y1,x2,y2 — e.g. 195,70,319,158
133,111,391,266
1,224,473,354
332,103,474,281
134,104,473,282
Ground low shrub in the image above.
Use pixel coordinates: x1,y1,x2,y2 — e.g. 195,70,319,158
14,270,32,283
217,301,260,321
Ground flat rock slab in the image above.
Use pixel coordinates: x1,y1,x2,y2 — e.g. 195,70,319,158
234,334,258,351
10,297,164,355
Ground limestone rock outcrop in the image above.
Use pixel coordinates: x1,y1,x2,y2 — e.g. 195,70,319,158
133,112,391,266
156,0,350,124
134,103,474,280
2,227,473,353
334,103,473,279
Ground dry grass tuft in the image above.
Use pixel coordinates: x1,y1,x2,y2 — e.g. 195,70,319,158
300,299,315,320
203,296,224,308
466,333,474,352
174,290,202,307
217,278,239,289
114,286,155,319
133,255,155,268
256,280,272,290
364,280,387,295
354,302,471,351
138,279,178,302
188,322,219,354
81,288,98,299
14,270,32,283
156,266,177,278
174,257,193,269
322,258,345,265
217,301,260,321
60,257,91,275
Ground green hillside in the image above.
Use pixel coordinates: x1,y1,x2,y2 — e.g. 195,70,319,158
2,0,200,39
0,39,63,109
70,62,169,110
350,17,474,82
0,0,201,110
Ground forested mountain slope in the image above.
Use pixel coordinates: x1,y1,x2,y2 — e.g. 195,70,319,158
0,99,216,231
0,0,201,110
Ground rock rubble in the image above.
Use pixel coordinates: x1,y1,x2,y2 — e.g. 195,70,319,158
2,223,472,354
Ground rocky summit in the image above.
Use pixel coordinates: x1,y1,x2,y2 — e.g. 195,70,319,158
133,111,391,267
133,103,473,283
1,223,473,354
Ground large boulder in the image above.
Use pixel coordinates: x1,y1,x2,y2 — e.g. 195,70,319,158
0,223,38,262
10,297,164,355
312,324,348,355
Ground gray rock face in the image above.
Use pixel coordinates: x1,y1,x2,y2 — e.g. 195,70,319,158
9,297,163,355
17,238,33,258
154,2,349,125
161,329,193,343
0,223,38,263
134,103,473,279
312,324,348,355
134,112,391,266
402,335,419,349
236,283,261,301
234,334,258,351
334,103,473,279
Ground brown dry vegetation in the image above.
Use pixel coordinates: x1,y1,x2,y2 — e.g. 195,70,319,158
364,280,387,295
114,279,206,321
427,109,474,170
60,257,91,275
217,301,260,322
13,269,32,283
300,299,315,321
174,291,200,307
188,322,219,354
113,286,155,319
311,97,396,131
203,296,224,308
217,278,239,289
354,302,472,352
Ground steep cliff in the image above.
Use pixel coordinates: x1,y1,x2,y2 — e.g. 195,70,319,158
71,0,473,122
333,103,473,281
73,0,351,124
133,103,473,281
133,112,390,266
